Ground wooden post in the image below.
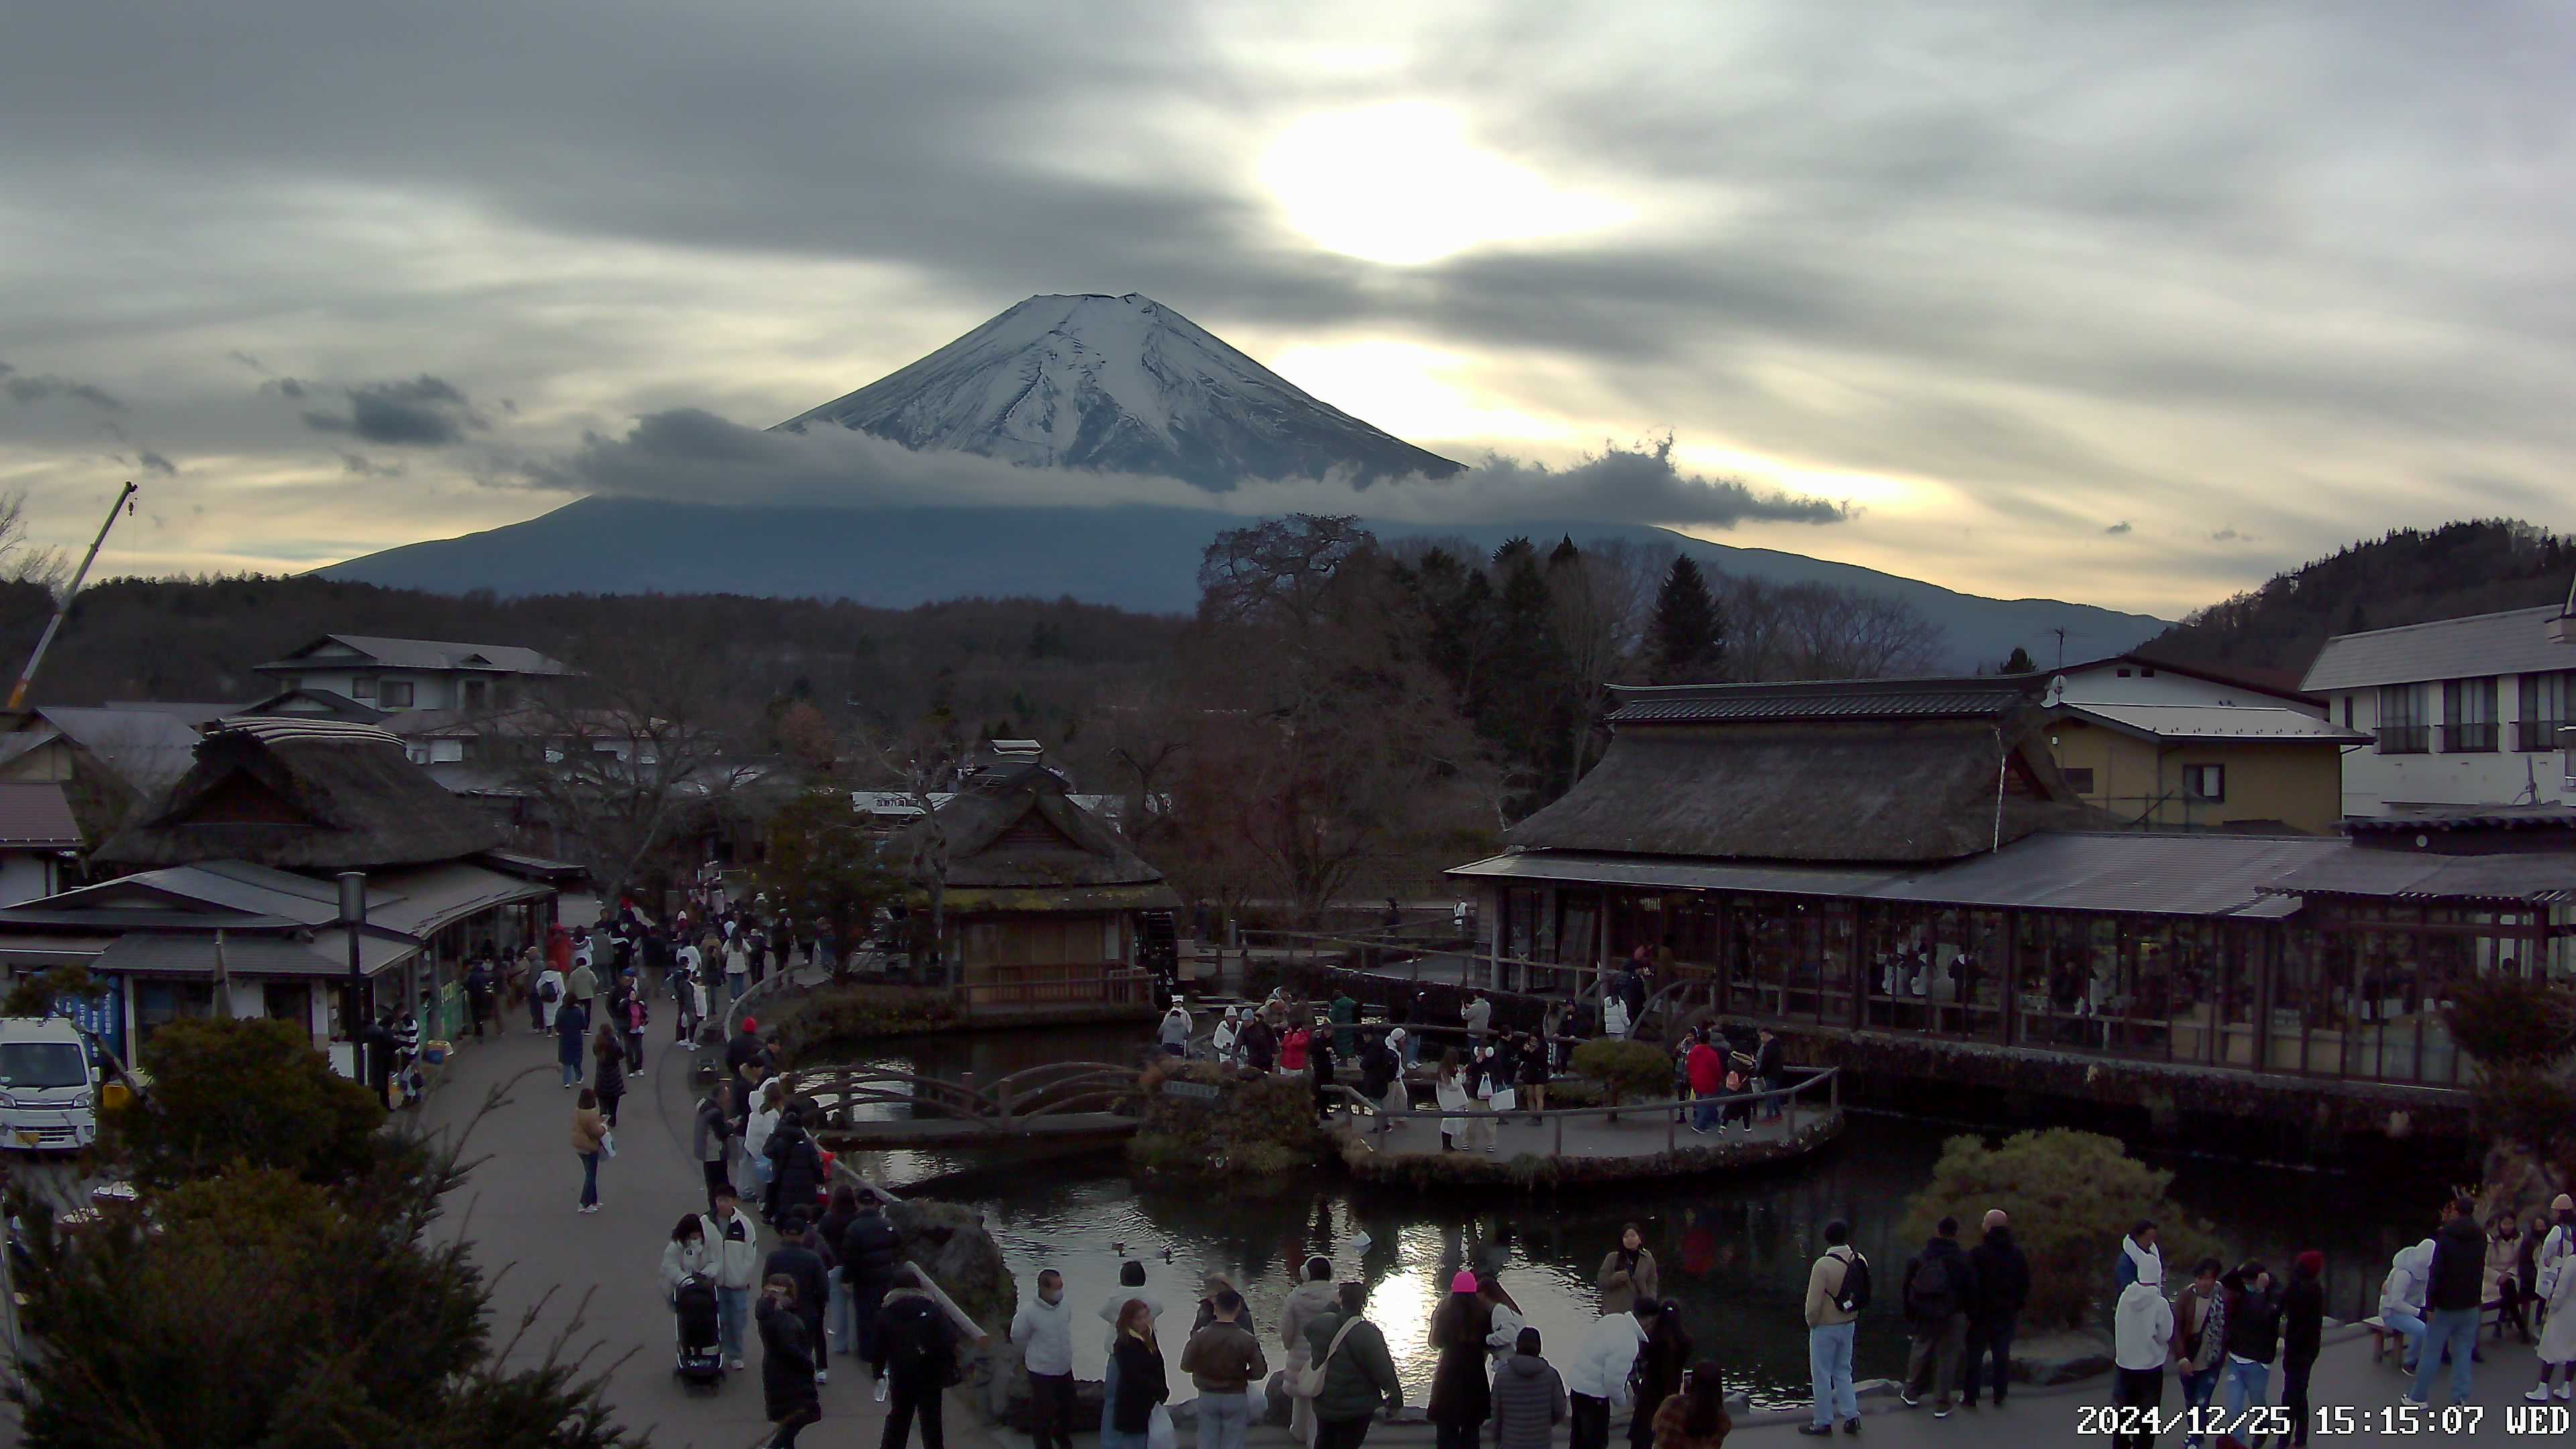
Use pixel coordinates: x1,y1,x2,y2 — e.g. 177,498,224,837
1554,1112,1564,1157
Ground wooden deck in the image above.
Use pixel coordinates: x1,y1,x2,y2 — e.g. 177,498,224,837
814,1112,1139,1148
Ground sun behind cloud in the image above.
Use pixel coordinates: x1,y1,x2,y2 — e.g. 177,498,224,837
1257,103,1629,266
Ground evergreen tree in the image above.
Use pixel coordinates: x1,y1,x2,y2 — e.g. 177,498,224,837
1997,645,2037,674
1648,555,1725,683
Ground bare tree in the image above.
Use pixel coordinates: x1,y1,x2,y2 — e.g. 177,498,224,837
1546,539,1662,790
0,489,70,595
1721,578,1947,680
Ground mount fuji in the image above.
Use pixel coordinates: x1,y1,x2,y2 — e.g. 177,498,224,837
775,292,1464,490
325,294,2170,665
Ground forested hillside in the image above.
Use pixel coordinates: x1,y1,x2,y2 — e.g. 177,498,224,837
2146,521,2576,675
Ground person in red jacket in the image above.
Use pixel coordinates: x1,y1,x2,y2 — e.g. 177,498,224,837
1685,1032,1725,1135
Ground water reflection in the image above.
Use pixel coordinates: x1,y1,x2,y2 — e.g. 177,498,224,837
818,1026,2447,1411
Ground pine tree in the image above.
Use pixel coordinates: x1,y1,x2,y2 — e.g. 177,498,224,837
1648,555,1725,683
1998,645,2037,674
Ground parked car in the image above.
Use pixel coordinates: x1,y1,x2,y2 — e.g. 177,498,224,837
0,1017,105,1153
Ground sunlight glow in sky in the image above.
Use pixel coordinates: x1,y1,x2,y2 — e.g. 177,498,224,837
1258,104,1632,267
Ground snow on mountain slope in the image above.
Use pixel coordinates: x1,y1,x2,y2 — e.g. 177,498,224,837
774,292,1465,491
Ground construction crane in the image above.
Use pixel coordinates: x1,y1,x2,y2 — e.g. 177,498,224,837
7,482,139,711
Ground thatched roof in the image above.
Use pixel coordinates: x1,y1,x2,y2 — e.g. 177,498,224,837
95,719,506,871
917,763,1169,892
1511,680,2085,864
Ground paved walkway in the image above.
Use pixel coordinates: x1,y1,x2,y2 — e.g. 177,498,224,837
420,1018,1012,1449
1358,1102,1829,1163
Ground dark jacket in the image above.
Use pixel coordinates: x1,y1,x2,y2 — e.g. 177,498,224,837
1753,1036,1784,1079
1304,1307,1403,1424
1179,1318,1268,1393
553,1003,588,1063
877,1289,957,1385
764,1242,830,1329
765,1124,825,1216
2282,1268,2324,1364
757,1294,819,1421
1109,1334,1169,1434
1242,1019,1277,1072
1426,1293,1493,1426
1901,1236,1978,1326
724,1028,769,1079
1358,1041,1397,1096
1490,1351,1568,1449
841,1207,900,1287
2427,1217,2486,1313
594,1035,626,1098
2220,1271,2284,1365
1968,1227,2031,1322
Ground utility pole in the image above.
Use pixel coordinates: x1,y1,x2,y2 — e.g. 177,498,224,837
339,871,369,1081
7,482,138,710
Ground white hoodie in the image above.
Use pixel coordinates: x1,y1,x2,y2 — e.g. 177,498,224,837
2381,1240,2434,1320
2114,1261,2174,1372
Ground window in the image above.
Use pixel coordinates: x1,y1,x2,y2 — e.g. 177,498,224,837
2062,767,2097,794
2442,676,2497,753
462,680,488,710
378,679,415,708
2377,684,2428,753
2182,764,2225,802
2116,667,2133,678
429,739,464,763
2519,671,2576,751
2341,695,2354,729
350,675,377,700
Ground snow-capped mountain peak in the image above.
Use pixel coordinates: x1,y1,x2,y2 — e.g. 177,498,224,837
774,292,1464,490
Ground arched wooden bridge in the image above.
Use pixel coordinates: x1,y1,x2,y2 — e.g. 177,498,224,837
783,1061,1147,1148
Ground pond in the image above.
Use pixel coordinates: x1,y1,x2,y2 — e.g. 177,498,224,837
818,1023,2457,1413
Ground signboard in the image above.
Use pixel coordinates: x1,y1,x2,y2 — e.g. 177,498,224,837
56,987,125,1064
1160,1079,1221,1102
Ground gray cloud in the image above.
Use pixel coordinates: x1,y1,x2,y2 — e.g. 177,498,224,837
2104,521,2133,536
525,407,1847,529
227,350,265,371
136,450,176,475
0,362,123,411
262,377,308,400
340,452,404,478
301,375,482,445
2210,527,2245,543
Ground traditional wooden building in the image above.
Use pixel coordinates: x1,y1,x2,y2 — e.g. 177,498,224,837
911,764,1178,1016
1450,678,2576,1137
0,718,569,1069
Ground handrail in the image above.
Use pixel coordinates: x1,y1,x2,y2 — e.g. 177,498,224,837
1334,1066,1842,1155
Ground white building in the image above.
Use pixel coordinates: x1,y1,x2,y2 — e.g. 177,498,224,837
254,635,568,714
2301,604,2576,816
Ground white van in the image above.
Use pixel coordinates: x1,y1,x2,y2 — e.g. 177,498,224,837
0,1017,101,1152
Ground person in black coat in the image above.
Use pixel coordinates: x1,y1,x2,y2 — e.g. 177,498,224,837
765,1213,833,1385
1311,1034,1339,1122
841,1197,902,1370
759,1274,822,1448
879,1269,961,1449
2281,1251,2326,1447
1106,1298,1168,1449
1964,1210,2031,1408
765,1111,825,1224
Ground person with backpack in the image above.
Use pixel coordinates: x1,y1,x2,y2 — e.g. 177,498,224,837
535,959,567,1032
1964,1208,2029,1409
1492,1326,1568,1449
2174,1256,2227,1448
1303,1281,1404,1449
878,1266,959,1449
1898,1216,1978,1418
1800,1219,1866,1438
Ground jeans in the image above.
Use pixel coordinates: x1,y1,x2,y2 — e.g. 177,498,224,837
2381,1308,2426,1369
1906,1311,1968,1407
1314,1419,1374,1449
883,1373,945,1449
829,1271,852,1351
577,1150,599,1208
1027,1371,1075,1449
1964,1313,2016,1404
625,1028,645,1073
1199,1389,1254,1449
717,1285,749,1360
1568,1393,1610,1449
1691,1096,1719,1132
2221,1358,2269,1437
1760,1075,1782,1119
852,1275,889,1366
2111,1365,2161,1449
560,1055,583,1087
1102,1348,1120,1436
2408,1307,2478,1403
1808,1321,1859,1427
2178,1366,2220,1447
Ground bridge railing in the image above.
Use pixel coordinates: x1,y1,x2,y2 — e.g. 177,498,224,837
1328,1065,1841,1159
786,1060,1147,1132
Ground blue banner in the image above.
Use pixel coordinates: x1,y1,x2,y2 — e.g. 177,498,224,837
56,987,125,1063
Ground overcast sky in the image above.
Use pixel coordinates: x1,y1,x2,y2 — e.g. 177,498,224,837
3,0,2570,616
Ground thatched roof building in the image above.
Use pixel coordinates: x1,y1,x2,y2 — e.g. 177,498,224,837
1509,678,2084,865
95,718,504,871
923,763,1178,908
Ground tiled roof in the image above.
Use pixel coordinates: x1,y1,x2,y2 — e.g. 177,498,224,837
258,634,568,676
1609,677,2035,724
2302,606,2576,692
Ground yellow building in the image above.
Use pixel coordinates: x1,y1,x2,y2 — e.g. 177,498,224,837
2042,702,2363,834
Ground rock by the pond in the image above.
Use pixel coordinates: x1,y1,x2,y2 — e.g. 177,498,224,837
887,1197,1017,1332
2011,1328,2115,1386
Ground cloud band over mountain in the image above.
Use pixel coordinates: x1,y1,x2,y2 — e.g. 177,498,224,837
515,406,1849,529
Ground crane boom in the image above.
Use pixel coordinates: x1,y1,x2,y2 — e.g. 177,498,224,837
7,482,138,711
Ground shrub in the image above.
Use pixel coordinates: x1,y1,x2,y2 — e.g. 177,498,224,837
1897,1128,2224,1331
1570,1038,1672,1118
768,983,967,1065
2449,977,2576,1069
1126,1061,1316,1178
107,1017,388,1189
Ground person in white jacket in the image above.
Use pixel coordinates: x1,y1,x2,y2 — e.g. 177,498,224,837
1436,1057,1472,1152
1212,1009,1241,1065
660,1213,716,1303
2111,1253,2173,1449
700,1186,762,1370
1012,1269,1079,1449
1564,1299,1657,1449
2380,1240,2434,1374
741,1079,784,1204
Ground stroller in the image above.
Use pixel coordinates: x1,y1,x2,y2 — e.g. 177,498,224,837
673,1273,725,1392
